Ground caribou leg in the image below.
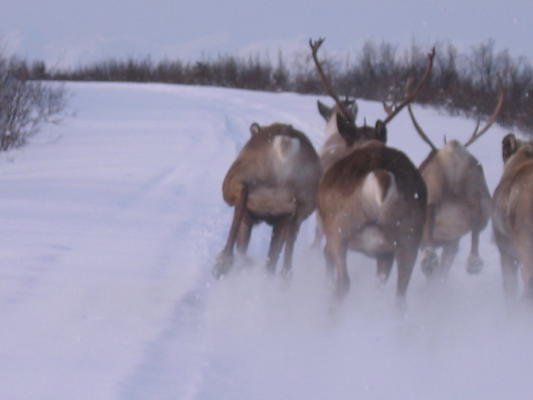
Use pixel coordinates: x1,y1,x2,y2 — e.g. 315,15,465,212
281,216,301,277
395,242,418,301
466,229,484,274
325,237,349,299
438,239,459,277
494,230,520,298
501,251,519,299
266,216,291,273
515,233,533,299
376,253,394,285
421,204,439,277
235,211,255,267
213,185,248,277
311,215,324,249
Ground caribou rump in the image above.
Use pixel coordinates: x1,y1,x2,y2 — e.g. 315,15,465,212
214,122,321,277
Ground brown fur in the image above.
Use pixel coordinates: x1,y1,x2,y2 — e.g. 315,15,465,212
318,139,427,300
492,133,533,297
418,140,491,277
214,122,321,277
309,40,432,301
311,100,381,248
316,100,359,172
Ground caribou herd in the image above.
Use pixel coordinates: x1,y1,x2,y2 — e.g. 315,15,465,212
214,38,533,304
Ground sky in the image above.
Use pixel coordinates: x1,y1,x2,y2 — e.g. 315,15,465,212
2,0,532,68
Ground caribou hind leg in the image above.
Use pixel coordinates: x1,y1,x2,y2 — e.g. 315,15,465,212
466,229,484,274
420,204,439,277
395,236,420,302
515,232,533,299
324,236,349,299
311,215,324,249
266,215,292,273
234,211,256,267
213,185,248,278
438,239,459,277
376,253,394,285
494,230,520,299
501,251,520,299
281,216,301,277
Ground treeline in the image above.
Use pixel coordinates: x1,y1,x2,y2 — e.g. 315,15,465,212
24,39,533,133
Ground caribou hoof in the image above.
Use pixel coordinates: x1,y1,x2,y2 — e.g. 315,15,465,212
335,277,350,300
421,248,439,277
466,254,484,274
280,267,293,280
236,253,254,268
212,252,234,279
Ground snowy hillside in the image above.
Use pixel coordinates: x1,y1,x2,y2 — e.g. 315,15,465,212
0,82,530,400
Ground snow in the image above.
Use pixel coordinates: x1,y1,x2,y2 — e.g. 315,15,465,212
0,81,530,399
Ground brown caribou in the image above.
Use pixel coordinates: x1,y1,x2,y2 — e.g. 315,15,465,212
492,133,533,298
402,90,503,278
311,98,358,247
310,38,434,300
213,122,321,278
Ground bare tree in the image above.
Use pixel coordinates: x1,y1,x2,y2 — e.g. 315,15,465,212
0,52,67,151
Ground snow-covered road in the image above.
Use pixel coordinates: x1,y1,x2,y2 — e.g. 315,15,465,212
0,82,531,399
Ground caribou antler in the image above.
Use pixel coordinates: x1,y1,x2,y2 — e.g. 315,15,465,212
382,47,436,125
464,88,505,148
309,38,354,124
407,103,437,151
403,75,436,151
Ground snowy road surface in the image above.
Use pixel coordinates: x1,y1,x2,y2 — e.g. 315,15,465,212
0,82,531,399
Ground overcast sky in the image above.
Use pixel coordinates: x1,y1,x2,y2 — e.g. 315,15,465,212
2,0,532,68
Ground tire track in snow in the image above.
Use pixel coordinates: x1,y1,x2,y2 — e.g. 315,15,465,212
117,111,246,399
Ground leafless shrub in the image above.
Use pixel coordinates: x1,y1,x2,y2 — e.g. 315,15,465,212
0,54,67,151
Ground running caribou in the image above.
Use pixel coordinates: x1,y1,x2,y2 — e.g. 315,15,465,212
213,122,321,277
310,38,434,300
492,133,533,298
311,98,358,247
401,90,503,278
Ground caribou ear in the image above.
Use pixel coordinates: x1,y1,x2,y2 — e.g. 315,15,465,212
250,122,261,136
336,113,357,146
502,133,518,163
317,100,331,120
374,120,387,143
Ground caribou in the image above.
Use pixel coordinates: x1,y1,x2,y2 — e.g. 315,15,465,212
213,122,321,278
311,98,358,247
492,133,533,298
402,90,503,278
310,38,434,300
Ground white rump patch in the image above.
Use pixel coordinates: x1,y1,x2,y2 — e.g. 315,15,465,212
361,171,398,221
272,135,301,161
438,140,471,187
362,171,397,207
